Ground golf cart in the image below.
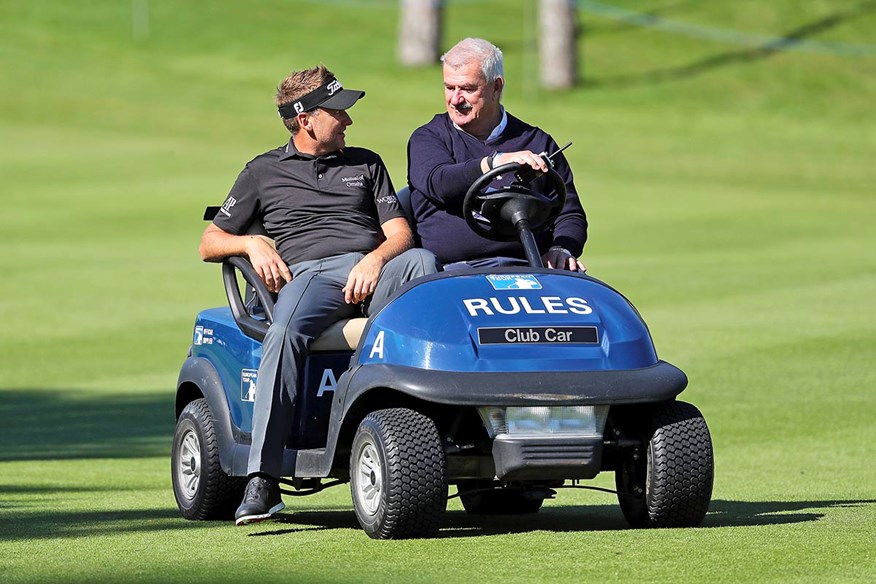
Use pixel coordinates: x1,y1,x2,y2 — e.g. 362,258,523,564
172,157,714,538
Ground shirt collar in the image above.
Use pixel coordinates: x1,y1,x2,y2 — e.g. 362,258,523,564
485,107,508,144
451,107,508,144
279,139,341,161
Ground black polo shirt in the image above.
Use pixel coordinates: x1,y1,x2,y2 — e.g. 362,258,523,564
214,140,404,266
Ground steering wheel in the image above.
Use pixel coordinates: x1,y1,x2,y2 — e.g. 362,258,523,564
462,162,567,241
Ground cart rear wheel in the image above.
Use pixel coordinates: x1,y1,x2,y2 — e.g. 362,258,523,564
616,401,713,528
350,408,447,539
172,398,245,520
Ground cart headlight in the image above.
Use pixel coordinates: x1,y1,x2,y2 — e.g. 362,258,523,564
478,405,608,438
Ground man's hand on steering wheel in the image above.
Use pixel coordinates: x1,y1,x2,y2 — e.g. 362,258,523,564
481,150,549,174
542,247,587,273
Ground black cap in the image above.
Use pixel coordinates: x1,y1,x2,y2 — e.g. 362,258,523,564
277,78,365,119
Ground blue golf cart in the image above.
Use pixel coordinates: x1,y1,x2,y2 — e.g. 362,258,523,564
172,159,714,538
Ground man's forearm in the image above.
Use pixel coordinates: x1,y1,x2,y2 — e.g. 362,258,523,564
369,232,414,265
199,225,269,262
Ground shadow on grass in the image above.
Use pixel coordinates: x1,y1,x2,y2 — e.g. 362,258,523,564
250,498,876,538
1,499,871,541
0,388,172,461
0,507,202,541
586,0,708,37
586,0,876,89
0,485,134,495
705,499,876,527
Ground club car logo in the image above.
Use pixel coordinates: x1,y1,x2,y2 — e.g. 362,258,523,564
241,369,257,402
486,274,542,290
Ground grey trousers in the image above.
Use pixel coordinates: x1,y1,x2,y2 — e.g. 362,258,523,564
442,256,530,270
247,248,438,478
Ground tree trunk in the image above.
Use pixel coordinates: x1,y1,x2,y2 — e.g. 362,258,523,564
539,0,579,88
398,0,443,67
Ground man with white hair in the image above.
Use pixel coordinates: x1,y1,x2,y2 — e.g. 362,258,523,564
407,37,588,271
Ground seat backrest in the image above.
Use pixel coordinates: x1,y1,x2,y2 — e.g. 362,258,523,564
396,185,414,226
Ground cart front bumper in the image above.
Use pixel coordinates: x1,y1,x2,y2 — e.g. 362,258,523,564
492,435,603,481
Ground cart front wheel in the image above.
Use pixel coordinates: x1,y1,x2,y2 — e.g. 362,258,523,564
172,398,245,520
350,408,447,539
616,400,713,528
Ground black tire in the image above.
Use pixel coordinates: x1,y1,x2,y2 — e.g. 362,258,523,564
457,482,544,515
171,398,246,520
615,400,713,528
350,408,448,539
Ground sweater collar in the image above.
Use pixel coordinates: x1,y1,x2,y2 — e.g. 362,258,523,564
451,107,507,144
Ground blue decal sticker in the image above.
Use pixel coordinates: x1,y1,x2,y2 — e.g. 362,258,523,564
486,274,542,290
241,369,258,402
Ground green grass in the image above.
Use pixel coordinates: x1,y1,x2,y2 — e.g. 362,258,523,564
1,0,875,582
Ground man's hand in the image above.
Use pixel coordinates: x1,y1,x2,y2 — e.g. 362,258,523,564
342,217,413,304
482,150,550,174
343,253,386,304
543,247,587,272
246,236,292,293
200,224,291,292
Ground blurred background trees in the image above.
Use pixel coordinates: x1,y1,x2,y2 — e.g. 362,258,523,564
399,0,580,89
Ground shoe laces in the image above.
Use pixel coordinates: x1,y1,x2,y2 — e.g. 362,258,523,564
245,477,272,498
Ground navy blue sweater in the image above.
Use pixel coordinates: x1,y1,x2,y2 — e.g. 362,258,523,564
407,113,587,264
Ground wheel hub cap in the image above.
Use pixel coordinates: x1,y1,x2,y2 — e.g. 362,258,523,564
354,442,383,516
177,429,201,501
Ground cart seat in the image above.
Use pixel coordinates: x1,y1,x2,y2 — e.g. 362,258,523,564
310,317,368,352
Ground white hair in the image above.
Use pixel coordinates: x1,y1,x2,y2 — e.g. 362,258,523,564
442,38,504,87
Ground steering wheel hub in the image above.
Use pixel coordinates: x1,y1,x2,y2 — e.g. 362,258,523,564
463,162,567,242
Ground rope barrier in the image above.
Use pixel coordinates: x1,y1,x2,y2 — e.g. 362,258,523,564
577,0,876,57
304,0,876,57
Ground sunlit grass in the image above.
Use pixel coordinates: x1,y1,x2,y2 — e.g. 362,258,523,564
1,1,874,582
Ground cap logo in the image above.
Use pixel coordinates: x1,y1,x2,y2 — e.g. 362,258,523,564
277,77,360,119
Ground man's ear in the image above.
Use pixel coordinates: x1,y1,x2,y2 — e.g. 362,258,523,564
493,76,504,101
296,111,313,131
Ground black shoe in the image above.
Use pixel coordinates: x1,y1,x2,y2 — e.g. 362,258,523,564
235,476,285,526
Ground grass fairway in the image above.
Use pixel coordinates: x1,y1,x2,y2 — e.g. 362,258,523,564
1,0,875,582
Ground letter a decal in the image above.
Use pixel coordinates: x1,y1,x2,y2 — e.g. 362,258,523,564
369,330,385,359
317,368,337,397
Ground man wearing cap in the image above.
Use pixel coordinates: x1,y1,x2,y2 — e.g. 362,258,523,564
407,38,588,271
199,65,438,525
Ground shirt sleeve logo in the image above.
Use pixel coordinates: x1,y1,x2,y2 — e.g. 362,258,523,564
220,196,237,217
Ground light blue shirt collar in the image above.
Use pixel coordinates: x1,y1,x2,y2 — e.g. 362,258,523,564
452,107,507,144
485,107,508,144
